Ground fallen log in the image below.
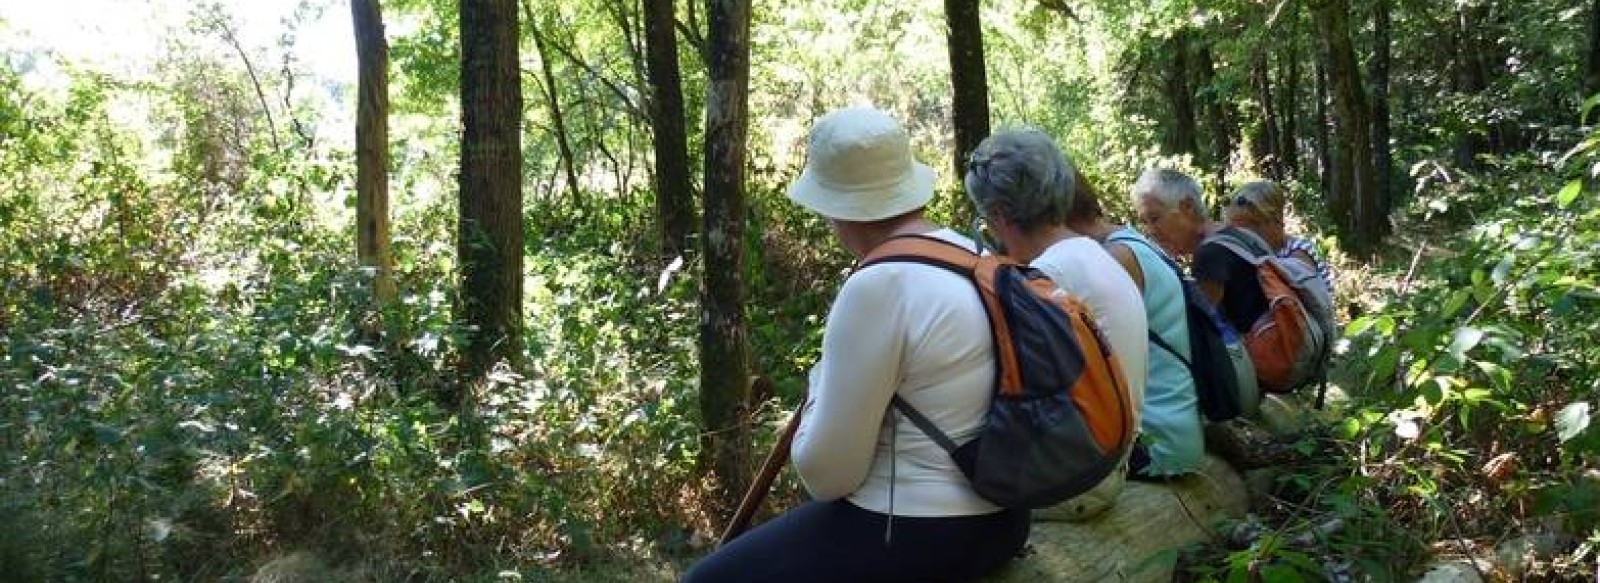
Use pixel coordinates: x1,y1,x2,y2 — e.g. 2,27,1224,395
982,454,1249,583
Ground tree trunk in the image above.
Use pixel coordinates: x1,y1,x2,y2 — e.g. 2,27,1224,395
1278,17,1300,177
457,0,524,395
525,11,584,207
645,0,696,255
944,0,991,181
1589,0,1600,99
1196,44,1233,207
1451,6,1489,170
1370,0,1394,225
1251,50,1281,180
1313,52,1333,210
700,0,755,524
1313,0,1383,252
352,0,395,305
1166,31,1200,158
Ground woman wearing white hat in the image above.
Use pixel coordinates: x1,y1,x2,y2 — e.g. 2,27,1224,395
681,107,1029,582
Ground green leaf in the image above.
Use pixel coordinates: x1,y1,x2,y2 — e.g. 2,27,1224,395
1345,315,1377,337
1260,565,1307,583
1491,255,1514,284
1583,94,1600,125
1558,179,1583,210
1557,402,1592,443
1442,289,1473,318
1448,327,1485,361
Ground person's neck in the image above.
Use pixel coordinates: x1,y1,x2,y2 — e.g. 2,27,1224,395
859,214,941,254
1008,224,1075,263
1065,218,1120,242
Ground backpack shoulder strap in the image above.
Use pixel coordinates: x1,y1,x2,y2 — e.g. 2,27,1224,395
1148,329,1194,371
1204,227,1273,265
860,234,984,273
891,395,960,455
1108,232,1183,274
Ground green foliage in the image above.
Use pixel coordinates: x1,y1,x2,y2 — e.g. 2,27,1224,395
7,0,1600,579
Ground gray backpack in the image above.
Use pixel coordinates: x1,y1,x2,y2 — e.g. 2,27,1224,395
1206,228,1336,396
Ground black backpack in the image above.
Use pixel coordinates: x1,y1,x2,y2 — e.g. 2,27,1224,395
859,234,1137,508
1108,233,1260,422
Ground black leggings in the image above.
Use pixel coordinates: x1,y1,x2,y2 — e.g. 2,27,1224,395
681,500,1030,583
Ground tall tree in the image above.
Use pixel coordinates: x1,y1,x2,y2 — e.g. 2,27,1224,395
1277,13,1302,177
1314,54,1331,203
645,0,696,254
1370,0,1394,222
1589,0,1600,98
1451,5,1490,170
457,0,524,392
700,0,755,520
1196,43,1234,204
525,10,584,208
1313,0,1383,250
944,0,991,180
1166,31,1201,158
352,0,395,305
1251,49,1282,180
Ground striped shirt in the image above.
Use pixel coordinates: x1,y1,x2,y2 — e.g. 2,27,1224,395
1279,237,1333,290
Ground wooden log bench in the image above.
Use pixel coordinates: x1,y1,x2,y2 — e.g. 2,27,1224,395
981,394,1312,582
980,454,1249,583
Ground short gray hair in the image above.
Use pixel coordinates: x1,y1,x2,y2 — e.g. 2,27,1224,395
1132,169,1204,217
964,129,1077,232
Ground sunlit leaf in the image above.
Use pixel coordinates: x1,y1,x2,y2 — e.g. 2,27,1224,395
1584,94,1600,125
1395,419,1421,440
1448,327,1485,361
1557,402,1591,443
1557,179,1583,210
1345,315,1377,337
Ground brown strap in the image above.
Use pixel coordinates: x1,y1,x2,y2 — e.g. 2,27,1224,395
856,234,1025,396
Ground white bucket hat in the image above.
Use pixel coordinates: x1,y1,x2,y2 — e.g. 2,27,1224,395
786,107,936,222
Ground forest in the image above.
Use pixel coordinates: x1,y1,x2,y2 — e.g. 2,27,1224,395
2,0,1599,580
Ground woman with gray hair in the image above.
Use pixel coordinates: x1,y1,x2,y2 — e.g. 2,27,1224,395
1061,174,1206,479
964,129,1150,515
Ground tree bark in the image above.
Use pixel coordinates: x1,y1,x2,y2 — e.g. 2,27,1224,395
1370,0,1394,225
1313,0,1383,252
1589,0,1600,99
1451,5,1489,170
645,0,696,255
525,9,584,207
944,0,991,181
1313,49,1333,210
457,0,524,394
1251,50,1282,180
1165,31,1200,158
1278,16,1301,177
352,0,395,305
1196,43,1233,206
700,0,755,523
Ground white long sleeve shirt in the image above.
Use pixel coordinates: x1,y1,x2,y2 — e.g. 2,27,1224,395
790,229,1001,517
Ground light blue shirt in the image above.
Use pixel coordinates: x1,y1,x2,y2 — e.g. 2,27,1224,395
1109,228,1203,476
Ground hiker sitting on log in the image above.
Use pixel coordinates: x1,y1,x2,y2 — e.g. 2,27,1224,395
680,107,1028,583
1223,181,1334,291
963,129,1150,519
1060,171,1205,480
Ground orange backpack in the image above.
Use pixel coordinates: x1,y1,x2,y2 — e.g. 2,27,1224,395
860,235,1135,508
1205,228,1336,394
